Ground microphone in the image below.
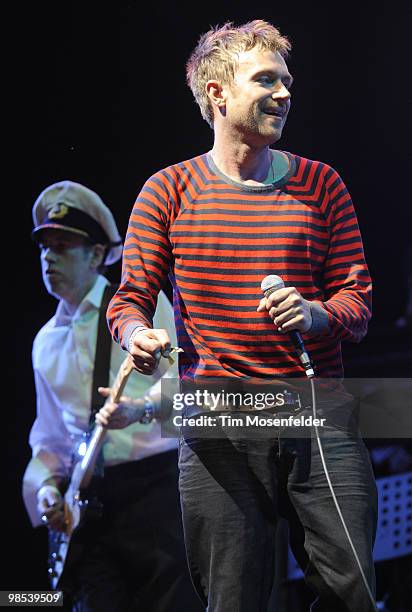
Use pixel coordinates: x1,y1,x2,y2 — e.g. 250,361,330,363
260,275,315,378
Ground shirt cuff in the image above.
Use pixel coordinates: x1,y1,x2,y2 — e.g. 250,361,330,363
307,301,330,336
123,324,149,352
120,321,148,351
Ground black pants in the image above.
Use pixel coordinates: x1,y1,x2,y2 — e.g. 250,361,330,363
67,450,202,612
178,418,378,611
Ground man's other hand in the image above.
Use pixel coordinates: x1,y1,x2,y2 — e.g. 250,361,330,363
128,328,171,374
37,485,66,532
257,286,312,333
95,388,145,429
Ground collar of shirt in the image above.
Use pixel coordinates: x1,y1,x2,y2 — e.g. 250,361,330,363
53,275,109,327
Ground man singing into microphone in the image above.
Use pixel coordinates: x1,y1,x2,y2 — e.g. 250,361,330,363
105,20,377,611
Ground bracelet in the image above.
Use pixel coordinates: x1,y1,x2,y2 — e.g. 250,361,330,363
139,395,154,424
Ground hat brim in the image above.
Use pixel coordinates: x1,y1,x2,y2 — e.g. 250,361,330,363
32,223,91,241
32,224,123,265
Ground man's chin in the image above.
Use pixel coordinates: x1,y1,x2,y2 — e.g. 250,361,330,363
260,128,283,146
269,131,282,145
255,119,284,142
242,122,284,148
44,278,64,299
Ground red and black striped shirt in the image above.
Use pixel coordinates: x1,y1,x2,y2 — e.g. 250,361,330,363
108,151,371,379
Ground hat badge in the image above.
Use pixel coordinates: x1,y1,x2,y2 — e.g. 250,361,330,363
49,203,69,220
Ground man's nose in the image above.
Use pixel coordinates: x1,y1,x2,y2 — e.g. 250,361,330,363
41,247,57,262
271,83,291,101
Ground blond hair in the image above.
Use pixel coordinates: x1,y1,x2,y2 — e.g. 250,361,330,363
186,20,291,128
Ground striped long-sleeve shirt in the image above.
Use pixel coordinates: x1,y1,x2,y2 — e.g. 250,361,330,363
108,150,371,379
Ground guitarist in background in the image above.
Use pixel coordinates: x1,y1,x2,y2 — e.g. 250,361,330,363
22,181,201,612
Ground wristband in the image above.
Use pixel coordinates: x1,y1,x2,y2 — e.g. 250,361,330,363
139,395,155,424
128,326,149,353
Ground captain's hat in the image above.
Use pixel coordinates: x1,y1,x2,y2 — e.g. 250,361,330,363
32,180,122,265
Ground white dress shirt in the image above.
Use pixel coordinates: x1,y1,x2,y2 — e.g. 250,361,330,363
23,275,178,525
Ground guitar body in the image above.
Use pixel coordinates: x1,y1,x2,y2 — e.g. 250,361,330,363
48,525,77,591
48,482,101,590
47,355,134,591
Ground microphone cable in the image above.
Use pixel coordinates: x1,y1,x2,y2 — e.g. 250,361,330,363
308,374,378,611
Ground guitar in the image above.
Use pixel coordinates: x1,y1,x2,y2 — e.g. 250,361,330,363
48,355,134,590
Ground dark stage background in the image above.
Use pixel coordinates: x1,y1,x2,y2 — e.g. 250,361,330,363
11,1,411,608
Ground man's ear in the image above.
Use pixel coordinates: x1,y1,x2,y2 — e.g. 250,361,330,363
206,80,227,110
90,244,106,270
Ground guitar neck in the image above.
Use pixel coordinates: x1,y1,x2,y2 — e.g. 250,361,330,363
71,355,134,491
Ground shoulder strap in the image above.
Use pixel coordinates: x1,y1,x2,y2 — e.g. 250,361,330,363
89,283,118,426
